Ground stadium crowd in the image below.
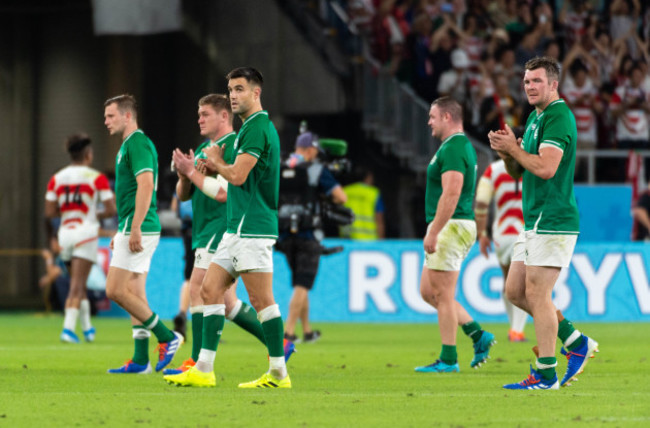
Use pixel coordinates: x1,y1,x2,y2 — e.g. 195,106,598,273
342,0,650,181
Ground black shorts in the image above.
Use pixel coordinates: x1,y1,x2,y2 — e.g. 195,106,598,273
276,236,321,290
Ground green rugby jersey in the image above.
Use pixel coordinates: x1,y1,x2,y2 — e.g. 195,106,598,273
114,130,160,235
226,111,280,238
190,132,236,250
520,99,579,234
425,133,477,223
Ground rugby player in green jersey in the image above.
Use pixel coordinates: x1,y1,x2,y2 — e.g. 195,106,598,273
415,97,496,374
163,94,294,376
104,94,182,374
489,57,599,390
165,67,289,388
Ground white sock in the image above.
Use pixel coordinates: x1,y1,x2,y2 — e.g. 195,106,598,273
503,295,515,327
269,356,288,380
511,305,528,333
63,308,79,332
80,299,93,331
196,349,216,373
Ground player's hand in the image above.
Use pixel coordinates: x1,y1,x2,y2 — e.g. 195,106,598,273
423,231,437,254
479,235,492,258
129,228,143,253
202,145,223,173
172,149,195,177
488,124,517,154
195,159,209,175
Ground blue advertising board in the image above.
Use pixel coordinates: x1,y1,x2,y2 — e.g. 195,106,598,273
98,237,650,322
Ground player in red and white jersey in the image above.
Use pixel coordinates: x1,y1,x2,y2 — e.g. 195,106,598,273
475,159,528,342
45,133,116,344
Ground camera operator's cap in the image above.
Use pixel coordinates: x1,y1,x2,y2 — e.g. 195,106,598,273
296,132,323,152
451,49,470,69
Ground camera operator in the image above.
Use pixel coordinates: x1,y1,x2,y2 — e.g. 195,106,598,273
277,132,347,343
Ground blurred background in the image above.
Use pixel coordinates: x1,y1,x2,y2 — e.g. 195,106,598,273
1,0,649,319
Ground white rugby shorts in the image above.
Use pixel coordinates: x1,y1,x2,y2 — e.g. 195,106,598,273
511,230,577,267
58,224,99,263
211,232,275,277
193,247,215,270
424,219,477,271
109,232,159,274
494,234,518,266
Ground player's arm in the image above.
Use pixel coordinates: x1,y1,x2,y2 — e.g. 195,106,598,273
44,200,59,219
424,170,463,253
204,144,257,187
173,148,228,201
98,198,117,219
474,176,494,258
489,124,561,180
130,171,154,252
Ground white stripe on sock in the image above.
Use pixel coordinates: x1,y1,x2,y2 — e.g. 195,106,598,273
203,304,225,317
226,299,243,321
564,330,582,348
144,314,159,330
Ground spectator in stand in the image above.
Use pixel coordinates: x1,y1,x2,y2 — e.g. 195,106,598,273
468,52,497,132
542,39,561,61
479,72,522,136
410,12,437,101
438,48,471,105
494,45,523,103
610,63,650,150
558,0,592,50
561,60,603,181
609,0,641,57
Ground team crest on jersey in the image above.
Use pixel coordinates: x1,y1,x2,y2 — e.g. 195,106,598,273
117,150,123,164
234,137,239,151
430,155,437,165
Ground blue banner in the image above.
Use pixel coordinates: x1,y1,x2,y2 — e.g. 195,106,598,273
98,237,650,322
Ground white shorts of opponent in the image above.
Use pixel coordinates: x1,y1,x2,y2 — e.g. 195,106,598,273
211,232,275,278
511,230,577,268
424,219,477,271
109,232,160,274
494,234,518,267
58,224,99,263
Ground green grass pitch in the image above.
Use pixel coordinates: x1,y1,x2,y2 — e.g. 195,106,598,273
0,314,649,427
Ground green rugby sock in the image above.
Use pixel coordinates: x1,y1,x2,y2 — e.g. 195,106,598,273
232,302,266,345
262,317,285,358
440,345,457,365
132,325,149,365
462,321,484,343
558,318,583,351
144,313,175,343
536,357,557,381
191,311,203,361
202,314,225,352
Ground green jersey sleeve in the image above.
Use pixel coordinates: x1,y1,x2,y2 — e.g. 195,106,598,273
129,137,157,176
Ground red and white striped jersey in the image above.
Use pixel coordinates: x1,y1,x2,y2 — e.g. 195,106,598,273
476,159,523,239
45,165,113,228
610,84,650,142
